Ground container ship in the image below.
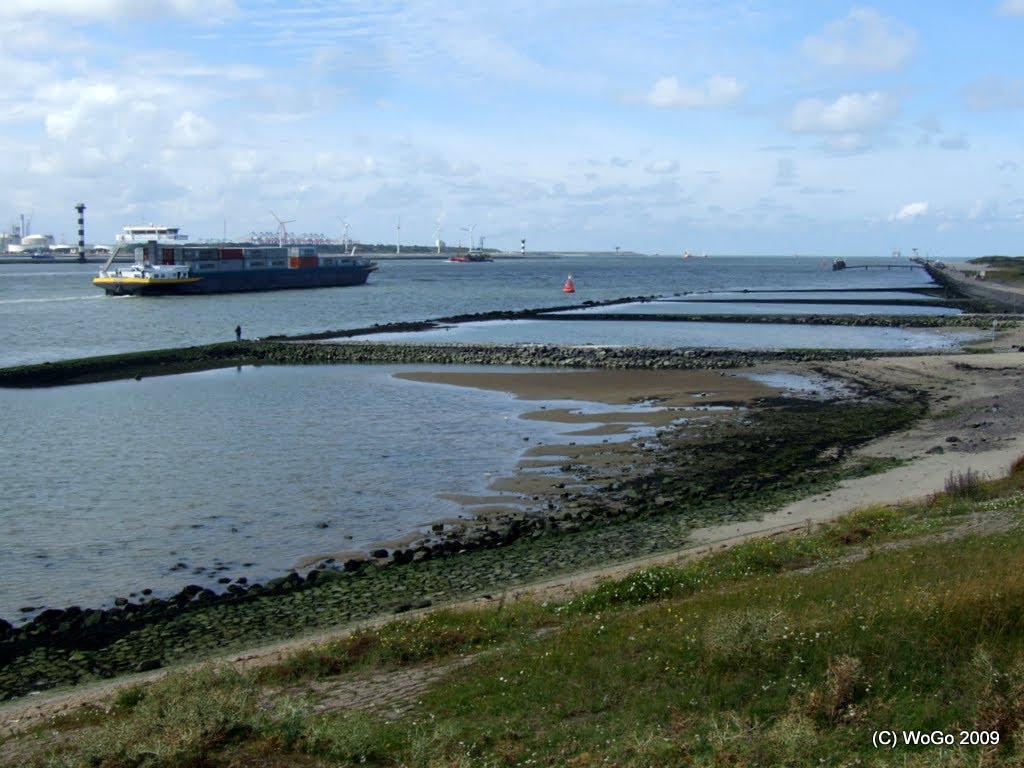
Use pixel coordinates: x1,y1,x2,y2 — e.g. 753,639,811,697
93,241,377,296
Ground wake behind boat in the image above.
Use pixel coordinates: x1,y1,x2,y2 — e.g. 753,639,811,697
94,241,377,296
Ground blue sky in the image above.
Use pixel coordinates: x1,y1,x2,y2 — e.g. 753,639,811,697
2,1,1023,257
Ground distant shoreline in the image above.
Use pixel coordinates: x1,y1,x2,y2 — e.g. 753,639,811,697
0,250,646,265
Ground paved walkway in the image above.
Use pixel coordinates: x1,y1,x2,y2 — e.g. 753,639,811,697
926,262,1024,312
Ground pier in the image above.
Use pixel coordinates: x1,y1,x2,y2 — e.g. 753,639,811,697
841,264,924,271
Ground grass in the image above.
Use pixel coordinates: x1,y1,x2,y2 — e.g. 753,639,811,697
254,604,551,685
9,462,1024,767
964,256,1024,287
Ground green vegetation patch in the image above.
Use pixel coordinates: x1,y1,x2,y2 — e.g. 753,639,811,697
384,498,1024,767
13,468,1024,766
608,392,927,530
256,604,552,685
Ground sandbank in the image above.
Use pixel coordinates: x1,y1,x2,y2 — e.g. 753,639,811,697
400,346,1024,556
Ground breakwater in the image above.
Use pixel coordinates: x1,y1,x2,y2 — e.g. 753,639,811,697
0,340,935,388
1,285,1010,388
0,312,1005,389
924,263,1024,313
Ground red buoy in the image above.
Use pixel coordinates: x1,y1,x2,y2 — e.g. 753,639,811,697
562,274,575,293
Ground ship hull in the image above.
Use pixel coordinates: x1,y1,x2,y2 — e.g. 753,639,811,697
95,265,377,296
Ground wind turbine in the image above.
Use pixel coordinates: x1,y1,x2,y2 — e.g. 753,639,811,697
434,218,443,254
270,210,295,247
337,216,349,250
461,223,476,252
396,216,401,255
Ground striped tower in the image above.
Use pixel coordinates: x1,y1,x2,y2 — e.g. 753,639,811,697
75,203,86,262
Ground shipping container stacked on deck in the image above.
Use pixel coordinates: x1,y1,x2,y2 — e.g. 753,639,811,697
152,245,302,272
142,243,347,272
288,246,318,269
242,247,287,269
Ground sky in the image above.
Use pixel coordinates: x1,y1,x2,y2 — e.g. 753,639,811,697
2,1,1023,257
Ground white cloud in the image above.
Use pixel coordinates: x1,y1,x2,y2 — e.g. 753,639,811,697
645,75,745,109
997,0,1024,16
645,159,679,174
962,77,1024,110
891,201,929,221
0,2,1018,256
400,149,480,178
44,83,122,140
152,64,266,83
787,91,898,134
827,134,873,154
0,0,237,21
938,133,969,150
969,199,999,221
802,7,916,73
775,157,796,187
170,111,217,148
311,152,380,181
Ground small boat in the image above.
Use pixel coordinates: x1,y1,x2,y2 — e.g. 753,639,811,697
682,251,691,259
562,275,575,293
448,249,493,263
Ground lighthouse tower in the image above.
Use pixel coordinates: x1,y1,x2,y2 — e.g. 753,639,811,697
75,203,86,262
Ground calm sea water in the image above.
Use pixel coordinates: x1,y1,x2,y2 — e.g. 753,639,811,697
0,255,946,367
0,364,602,620
0,255,966,620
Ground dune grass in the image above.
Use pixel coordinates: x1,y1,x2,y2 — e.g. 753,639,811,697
9,462,1024,767
965,256,1024,287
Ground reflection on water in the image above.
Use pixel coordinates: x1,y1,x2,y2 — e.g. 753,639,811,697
742,371,856,399
555,299,957,316
349,318,981,350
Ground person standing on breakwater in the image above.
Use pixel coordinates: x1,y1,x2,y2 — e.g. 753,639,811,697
235,324,242,341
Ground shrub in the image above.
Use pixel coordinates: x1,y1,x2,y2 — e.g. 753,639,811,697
944,467,987,500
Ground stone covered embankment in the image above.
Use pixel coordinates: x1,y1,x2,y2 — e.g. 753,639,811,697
0,289,1006,387
0,341,856,387
924,263,1024,313
0,323,996,390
